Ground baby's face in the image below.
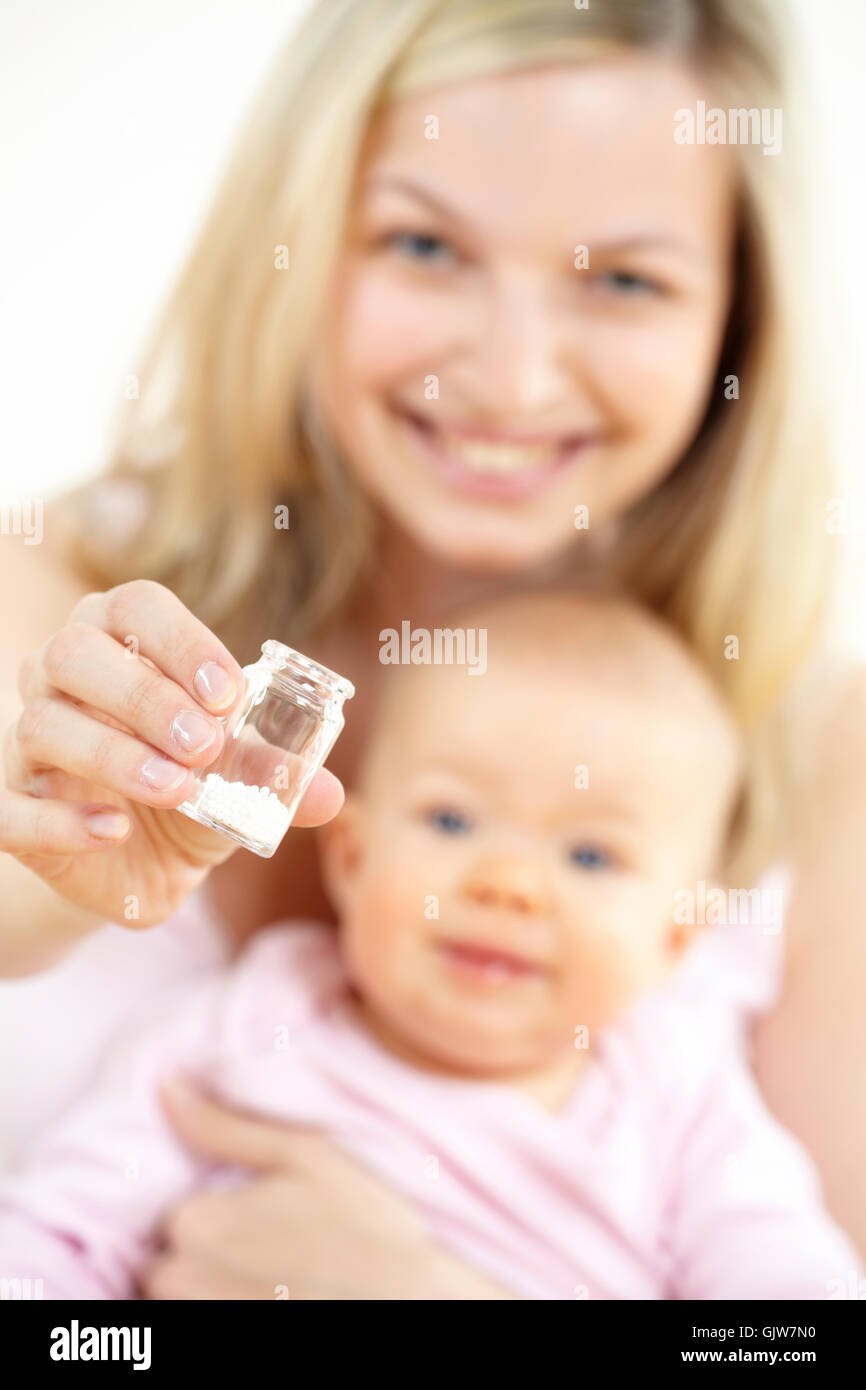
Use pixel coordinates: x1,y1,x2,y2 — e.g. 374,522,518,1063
324,637,738,1078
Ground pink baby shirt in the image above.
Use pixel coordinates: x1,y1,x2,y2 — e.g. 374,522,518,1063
0,908,860,1300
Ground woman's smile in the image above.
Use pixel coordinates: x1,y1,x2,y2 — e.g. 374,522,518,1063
394,405,601,501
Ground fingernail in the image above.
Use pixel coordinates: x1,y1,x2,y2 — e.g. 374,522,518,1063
86,810,130,840
193,661,237,711
141,753,188,791
27,771,53,797
170,709,217,754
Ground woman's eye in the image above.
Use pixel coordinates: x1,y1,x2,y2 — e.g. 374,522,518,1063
596,270,658,296
386,232,455,267
428,808,472,835
568,844,611,871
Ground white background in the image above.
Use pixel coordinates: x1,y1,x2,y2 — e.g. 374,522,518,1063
1,0,863,652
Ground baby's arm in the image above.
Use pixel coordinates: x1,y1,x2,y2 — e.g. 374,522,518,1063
664,1055,863,1299
0,970,233,1299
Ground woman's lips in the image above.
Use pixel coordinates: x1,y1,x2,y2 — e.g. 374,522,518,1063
397,409,596,501
436,938,545,985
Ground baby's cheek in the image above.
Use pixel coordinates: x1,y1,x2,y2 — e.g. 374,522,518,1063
371,841,434,920
559,916,668,1031
346,853,432,967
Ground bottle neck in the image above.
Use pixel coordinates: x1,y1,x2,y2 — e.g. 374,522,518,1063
258,640,354,710
263,665,347,721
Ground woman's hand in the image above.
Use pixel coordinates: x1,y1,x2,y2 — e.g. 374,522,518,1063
1,580,344,927
140,1079,517,1300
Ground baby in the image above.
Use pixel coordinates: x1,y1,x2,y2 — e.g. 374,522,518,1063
0,592,860,1299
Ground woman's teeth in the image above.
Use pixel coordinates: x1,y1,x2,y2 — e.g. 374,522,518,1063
438,434,563,474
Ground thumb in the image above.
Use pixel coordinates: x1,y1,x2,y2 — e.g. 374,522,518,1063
158,1075,293,1171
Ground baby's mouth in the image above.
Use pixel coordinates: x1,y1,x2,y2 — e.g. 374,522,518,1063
435,937,546,984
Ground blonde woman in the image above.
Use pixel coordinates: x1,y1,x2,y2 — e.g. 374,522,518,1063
1,0,863,1297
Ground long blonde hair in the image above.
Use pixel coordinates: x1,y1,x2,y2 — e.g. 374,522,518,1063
59,0,836,878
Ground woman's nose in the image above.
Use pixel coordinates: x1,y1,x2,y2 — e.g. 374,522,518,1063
457,274,574,414
461,855,551,917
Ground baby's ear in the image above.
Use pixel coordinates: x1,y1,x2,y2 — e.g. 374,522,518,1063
665,881,714,960
317,795,365,913
666,915,701,960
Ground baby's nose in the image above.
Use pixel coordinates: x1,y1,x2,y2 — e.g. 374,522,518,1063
462,855,550,917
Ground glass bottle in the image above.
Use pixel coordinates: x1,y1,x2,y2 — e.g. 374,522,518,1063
176,640,354,857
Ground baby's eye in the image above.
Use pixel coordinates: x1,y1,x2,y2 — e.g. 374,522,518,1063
386,231,456,267
568,844,611,871
427,807,472,835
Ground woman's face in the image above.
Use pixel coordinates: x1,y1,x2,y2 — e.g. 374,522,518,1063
308,54,737,572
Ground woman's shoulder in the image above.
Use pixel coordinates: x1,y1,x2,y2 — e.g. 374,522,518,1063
774,653,866,969
785,652,866,825
0,496,96,689
0,476,154,653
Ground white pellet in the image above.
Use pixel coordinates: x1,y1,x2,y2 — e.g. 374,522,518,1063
194,772,291,847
